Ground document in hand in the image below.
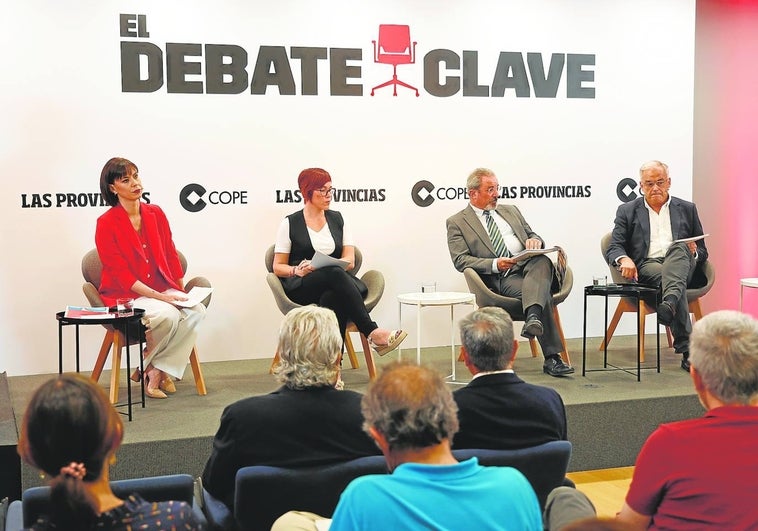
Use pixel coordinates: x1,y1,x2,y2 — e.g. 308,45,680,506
174,286,214,308
310,250,350,270
672,233,708,244
64,305,114,319
510,246,561,263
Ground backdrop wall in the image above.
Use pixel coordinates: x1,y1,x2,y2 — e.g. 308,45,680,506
2,1,697,376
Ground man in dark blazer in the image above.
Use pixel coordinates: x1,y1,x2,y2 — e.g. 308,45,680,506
201,306,379,511
453,307,567,450
605,160,708,372
446,167,573,376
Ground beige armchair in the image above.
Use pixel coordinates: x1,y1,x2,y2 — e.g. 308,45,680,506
265,245,385,379
81,248,210,403
462,266,573,365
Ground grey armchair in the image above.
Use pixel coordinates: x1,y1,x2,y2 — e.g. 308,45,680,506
81,248,210,403
599,232,715,361
265,245,385,379
462,265,573,364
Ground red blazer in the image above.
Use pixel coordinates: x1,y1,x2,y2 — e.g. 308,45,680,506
95,203,184,306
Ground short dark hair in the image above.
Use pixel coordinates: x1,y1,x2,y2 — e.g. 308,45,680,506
99,157,138,206
459,307,514,372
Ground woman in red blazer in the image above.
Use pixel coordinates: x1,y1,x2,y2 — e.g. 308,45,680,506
96,157,205,398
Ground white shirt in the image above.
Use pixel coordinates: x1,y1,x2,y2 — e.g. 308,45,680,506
274,213,355,255
469,204,525,273
471,369,515,381
643,196,673,259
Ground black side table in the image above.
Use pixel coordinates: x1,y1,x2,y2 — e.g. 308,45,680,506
582,284,660,381
56,309,145,421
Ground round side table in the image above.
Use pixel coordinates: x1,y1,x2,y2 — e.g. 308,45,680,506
397,291,475,382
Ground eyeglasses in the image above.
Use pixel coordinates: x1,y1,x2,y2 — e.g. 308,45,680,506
641,179,668,189
315,187,335,196
477,185,502,194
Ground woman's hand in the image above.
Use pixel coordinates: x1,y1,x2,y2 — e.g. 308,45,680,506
155,291,188,304
294,260,314,277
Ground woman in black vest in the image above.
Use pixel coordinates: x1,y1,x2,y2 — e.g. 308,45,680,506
273,167,406,356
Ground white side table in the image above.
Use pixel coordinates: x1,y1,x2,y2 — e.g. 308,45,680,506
740,278,758,311
397,291,476,382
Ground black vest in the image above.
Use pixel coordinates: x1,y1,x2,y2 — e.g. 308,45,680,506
286,209,344,266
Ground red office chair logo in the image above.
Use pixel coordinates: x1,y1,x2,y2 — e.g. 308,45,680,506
370,24,420,97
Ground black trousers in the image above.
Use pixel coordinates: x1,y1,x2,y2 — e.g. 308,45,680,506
285,266,377,339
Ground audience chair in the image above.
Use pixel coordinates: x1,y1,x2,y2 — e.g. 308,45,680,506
81,249,210,403
5,474,206,530
201,455,388,531
452,441,572,510
598,233,715,361
462,266,573,365
264,245,385,380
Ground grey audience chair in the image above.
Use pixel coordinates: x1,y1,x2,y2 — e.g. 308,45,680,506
82,248,211,403
598,232,715,361
462,266,573,365
264,245,385,379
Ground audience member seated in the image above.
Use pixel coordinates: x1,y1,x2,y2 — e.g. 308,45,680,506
615,310,758,529
273,362,543,530
17,373,203,530
201,305,379,511
453,306,568,450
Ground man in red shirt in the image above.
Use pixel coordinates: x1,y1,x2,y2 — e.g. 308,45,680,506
617,310,758,530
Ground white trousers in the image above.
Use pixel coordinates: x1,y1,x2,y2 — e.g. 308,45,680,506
135,289,206,379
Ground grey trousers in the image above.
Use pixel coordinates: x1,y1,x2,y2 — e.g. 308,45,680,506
638,242,697,353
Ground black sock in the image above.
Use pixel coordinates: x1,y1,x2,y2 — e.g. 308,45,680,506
525,304,542,320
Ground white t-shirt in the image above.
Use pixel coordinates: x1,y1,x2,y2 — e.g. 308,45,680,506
274,212,355,256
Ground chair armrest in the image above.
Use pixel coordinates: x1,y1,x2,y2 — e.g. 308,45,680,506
5,499,22,531
266,273,301,314
82,282,105,307
202,488,237,531
186,276,213,307
360,269,385,312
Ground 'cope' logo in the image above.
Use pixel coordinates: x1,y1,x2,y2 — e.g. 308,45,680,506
616,178,638,203
180,183,249,212
411,180,435,207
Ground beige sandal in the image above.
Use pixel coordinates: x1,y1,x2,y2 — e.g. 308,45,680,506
371,330,408,357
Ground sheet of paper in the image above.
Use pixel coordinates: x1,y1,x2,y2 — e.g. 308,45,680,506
311,250,350,270
509,246,560,263
672,233,708,244
173,286,214,308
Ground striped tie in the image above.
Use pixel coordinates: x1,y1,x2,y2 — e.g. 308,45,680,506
483,210,510,258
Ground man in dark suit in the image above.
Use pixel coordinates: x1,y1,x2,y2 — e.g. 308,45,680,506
453,307,567,450
605,160,708,372
446,167,573,376
201,306,379,511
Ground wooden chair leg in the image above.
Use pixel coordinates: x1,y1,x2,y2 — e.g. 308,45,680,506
359,333,377,380
528,338,539,357
91,330,115,383
109,332,123,404
553,307,571,365
190,346,207,396
599,302,628,351
690,298,703,321
343,325,360,370
666,327,674,348
269,352,281,374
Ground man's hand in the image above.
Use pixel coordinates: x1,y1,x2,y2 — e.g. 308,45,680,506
496,257,517,272
687,241,697,255
618,256,638,281
524,238,541,250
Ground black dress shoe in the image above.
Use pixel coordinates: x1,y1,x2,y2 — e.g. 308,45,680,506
543,356,575,377
521,317,544,339
681,356,691,373
657,300,676,326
